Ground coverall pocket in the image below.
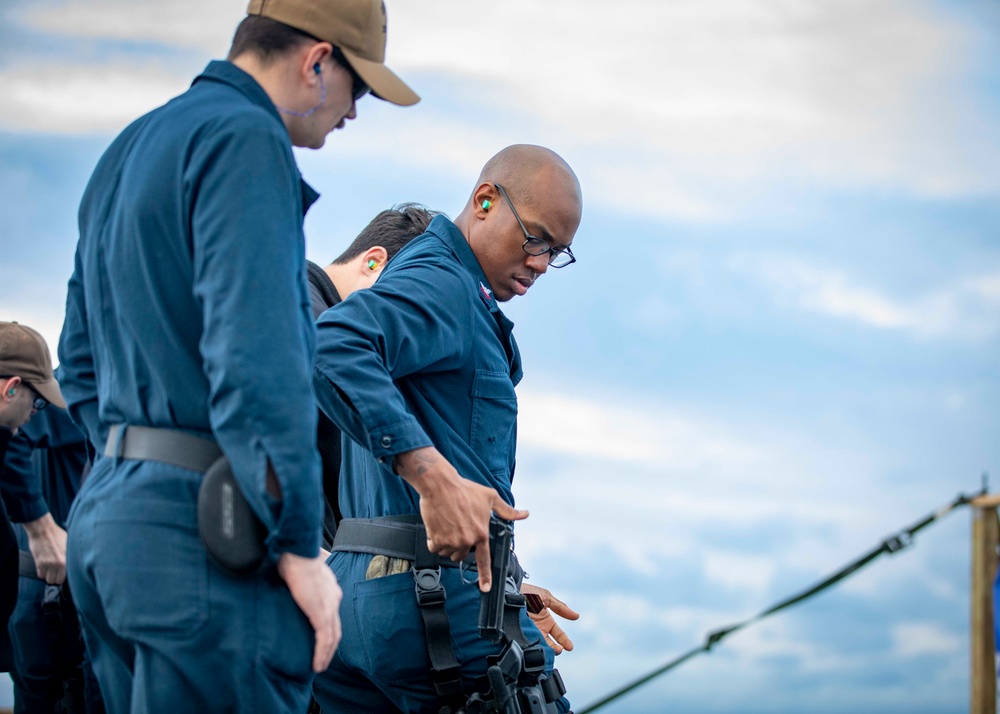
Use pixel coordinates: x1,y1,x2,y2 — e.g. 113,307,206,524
470,370,517,475
353,572,435,684
255,569,314,686
95,498,208,640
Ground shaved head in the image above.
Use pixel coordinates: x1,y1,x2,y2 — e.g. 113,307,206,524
455,144,583,302
474,144,582,212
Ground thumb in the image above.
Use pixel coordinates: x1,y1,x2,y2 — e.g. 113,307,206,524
492,500,529,522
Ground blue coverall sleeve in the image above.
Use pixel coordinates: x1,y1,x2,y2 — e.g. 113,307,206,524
0,430,47,524
59,249,103,450
187,112,321,559
314,258,474,462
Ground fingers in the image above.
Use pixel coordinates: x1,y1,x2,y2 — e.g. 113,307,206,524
547,595,580,621
309,573,343,672
549,622,574,652
491,499,529,522
426,538,469,563
37,560,66,585
312,619,337,672
476,532,493,593
43,568,64,585
278,553,344,673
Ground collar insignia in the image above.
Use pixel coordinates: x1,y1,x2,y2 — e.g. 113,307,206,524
478,282,493,305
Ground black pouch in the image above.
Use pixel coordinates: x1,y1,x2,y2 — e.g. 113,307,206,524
197,456,268,576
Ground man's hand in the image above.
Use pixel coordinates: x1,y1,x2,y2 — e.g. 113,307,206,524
395,446,528,593
277,552,343,673
522,583,580,655
24,513,67,585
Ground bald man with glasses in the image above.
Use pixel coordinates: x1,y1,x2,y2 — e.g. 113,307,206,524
312,144,582,713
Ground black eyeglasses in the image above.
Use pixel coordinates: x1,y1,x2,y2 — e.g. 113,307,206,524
493,183,576,268
22,382,49,411
332,47,370,102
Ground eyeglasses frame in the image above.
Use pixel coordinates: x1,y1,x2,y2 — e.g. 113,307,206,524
492,183,576,268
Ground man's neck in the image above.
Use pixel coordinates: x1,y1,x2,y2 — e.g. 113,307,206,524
324,263,352,300
231,53,301,138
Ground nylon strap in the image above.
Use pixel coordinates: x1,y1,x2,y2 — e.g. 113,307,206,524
413,532,464,700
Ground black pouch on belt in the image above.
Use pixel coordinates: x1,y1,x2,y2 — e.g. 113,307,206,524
197,456,268,576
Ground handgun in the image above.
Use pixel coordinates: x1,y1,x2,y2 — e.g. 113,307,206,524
478,515,514,642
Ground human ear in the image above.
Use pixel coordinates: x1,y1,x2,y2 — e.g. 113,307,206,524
362,246,389,273
303,42,333,83
473,184,496,219
2,376,20,399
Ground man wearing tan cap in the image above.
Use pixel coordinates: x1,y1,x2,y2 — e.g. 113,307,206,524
0,322,65,444
0,321,65,667
56,0,417,710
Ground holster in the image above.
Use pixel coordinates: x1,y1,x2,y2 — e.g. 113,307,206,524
197,456,268,576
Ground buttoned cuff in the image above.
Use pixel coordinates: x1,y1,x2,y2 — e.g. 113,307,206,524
369,419,433,465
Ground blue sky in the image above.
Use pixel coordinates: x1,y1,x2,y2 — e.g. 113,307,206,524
1,0,998,711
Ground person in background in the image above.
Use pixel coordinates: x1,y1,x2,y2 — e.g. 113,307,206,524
0,321,64,673
2,392,104,713
307,203,438,546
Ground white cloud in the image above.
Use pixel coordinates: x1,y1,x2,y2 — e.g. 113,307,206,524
891,621,962,657
5,0,999,220
0,65,190,135
966,273,1000,303
732,255,1000,341
517,390,765,469
19,0,244,52
704,551,777,594
721,617,818,660
510,386,900,583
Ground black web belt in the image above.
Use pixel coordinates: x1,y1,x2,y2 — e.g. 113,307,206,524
18,549,40,580
332,516,478,567
332,516,567,711
104,424,222,472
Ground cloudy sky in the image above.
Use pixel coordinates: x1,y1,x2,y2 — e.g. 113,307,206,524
2,0,999,711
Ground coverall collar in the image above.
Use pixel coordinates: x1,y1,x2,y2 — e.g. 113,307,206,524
428,215,523,384
429,215,501,314
193,61,320,215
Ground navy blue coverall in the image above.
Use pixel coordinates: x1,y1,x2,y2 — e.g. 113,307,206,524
1,406,104,712
58,60,323,712
311,215,568,713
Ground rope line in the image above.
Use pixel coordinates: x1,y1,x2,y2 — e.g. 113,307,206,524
577,489,978,714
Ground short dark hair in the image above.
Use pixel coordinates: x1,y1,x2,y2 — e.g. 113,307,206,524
227,15,320,63
333,203,439,265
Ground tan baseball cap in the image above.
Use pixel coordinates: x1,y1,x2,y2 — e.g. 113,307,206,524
0,322,66,409
246,0,419,106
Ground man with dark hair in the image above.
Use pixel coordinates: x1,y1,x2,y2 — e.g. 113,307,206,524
0,321,64,657
2,401,105,713
311,145,582,713
307,203,438,546
57,0,417,710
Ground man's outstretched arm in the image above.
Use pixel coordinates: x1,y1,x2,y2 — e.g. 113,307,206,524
394,446,527,593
